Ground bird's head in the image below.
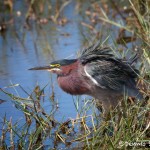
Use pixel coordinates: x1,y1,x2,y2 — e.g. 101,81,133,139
29,59,77,76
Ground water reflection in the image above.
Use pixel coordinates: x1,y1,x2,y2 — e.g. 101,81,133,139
0,0,86,122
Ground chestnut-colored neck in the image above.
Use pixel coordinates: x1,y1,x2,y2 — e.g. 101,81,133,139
58,61,78,77
57,61,90,95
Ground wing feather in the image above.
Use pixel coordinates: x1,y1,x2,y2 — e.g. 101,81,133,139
83,54,138,91
80,43,141,98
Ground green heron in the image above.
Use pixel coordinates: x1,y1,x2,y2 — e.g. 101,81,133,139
29,43,142,112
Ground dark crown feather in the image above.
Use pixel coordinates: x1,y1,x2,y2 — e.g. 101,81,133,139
80,41,112,56
79,42,114,64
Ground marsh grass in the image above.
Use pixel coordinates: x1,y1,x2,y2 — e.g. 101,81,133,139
0,83,149,149
0,85,98,149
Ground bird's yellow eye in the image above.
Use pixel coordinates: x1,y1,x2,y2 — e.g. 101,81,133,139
50,64,61,68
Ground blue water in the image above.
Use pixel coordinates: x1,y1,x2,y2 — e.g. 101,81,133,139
0,0,85,122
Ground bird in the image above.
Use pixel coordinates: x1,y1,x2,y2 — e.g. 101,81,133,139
29,42,142,112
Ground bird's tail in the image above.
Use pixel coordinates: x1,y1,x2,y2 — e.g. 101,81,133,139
125,87,143,100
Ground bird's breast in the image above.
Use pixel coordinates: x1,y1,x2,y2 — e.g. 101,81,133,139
57,73,90,95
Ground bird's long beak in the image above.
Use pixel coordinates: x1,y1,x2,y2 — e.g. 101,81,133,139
29,66,52,71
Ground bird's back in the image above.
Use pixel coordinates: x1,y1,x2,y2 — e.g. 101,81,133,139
79,43,142,100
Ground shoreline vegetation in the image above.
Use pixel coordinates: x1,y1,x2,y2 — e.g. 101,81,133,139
0,0,149,149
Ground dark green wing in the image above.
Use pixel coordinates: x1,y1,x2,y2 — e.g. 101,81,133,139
84,58,138,91
80,43,142,98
